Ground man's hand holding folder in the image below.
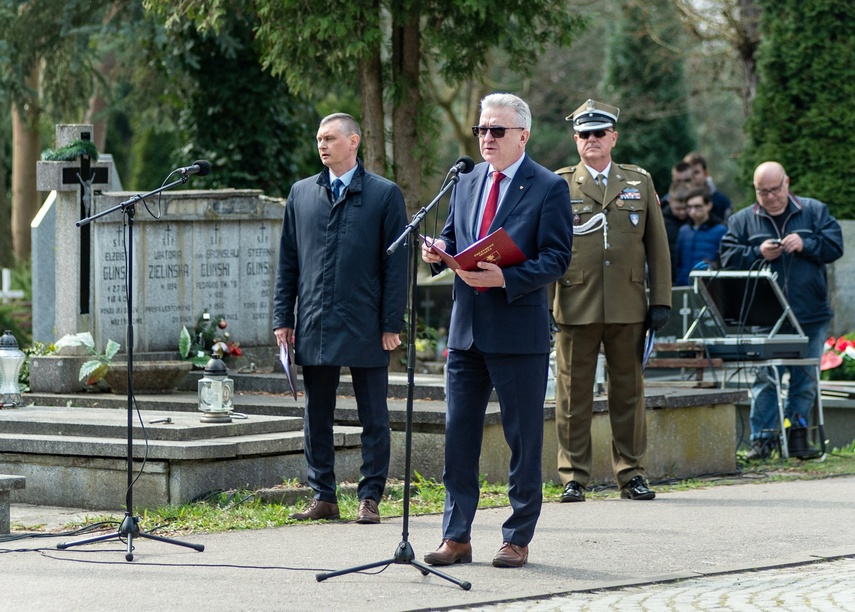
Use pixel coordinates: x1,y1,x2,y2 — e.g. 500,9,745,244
421,228,527,291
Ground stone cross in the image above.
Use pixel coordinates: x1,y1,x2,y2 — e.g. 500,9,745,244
0,269,25,304
35,124,112,342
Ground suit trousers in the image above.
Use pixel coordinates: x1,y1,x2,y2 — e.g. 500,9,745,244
301,365,391,503
555,322,647,489
442,346,548,546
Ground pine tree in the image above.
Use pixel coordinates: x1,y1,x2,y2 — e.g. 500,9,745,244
602,0,696,193
744,0,855,217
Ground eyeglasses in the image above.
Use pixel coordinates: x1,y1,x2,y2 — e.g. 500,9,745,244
471,126,525,139
577,129,613,140
755,178,786,197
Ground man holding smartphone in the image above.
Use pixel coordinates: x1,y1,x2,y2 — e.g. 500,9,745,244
719,161,844,459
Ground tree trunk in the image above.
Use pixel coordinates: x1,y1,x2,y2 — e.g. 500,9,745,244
11,65,40,261
358,52,386,176
84,1,122,152
391,16,422,218
736,0,761,115
0,114,12,269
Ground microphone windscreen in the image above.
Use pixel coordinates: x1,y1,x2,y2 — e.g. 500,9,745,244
457,156,475,174
194,160,212,176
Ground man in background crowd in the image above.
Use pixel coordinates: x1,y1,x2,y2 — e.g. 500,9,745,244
719,161,843,459
684,151,732,220
675,187,726,286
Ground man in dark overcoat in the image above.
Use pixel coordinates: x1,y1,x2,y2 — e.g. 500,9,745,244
273,113,407,524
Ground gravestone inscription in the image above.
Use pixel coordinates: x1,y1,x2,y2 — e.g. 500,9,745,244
91,189,284,353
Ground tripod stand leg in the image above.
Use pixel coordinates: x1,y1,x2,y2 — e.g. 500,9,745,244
315,540,471,590
411,559,472,590
138,531,205,552
56,513,203,561
316,557,398,582
57,531,123,550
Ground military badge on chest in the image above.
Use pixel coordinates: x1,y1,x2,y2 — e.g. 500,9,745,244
573,203,593,227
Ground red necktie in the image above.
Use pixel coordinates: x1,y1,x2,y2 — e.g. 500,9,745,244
478,172,505,238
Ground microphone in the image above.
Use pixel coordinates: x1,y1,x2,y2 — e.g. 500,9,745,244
449,156,475,175
176,160,212,177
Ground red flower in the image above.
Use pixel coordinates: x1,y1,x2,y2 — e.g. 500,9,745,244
836,337,849,352
821,350,843,371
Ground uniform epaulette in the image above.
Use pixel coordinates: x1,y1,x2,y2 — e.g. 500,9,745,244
618,163,648,176
555,166,577,176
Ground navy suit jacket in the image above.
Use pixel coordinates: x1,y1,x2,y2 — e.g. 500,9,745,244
438,155,573,354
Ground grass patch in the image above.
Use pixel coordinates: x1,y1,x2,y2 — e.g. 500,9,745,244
37,447,855,536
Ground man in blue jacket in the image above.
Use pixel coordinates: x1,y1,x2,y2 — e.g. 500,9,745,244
719,161,843,459
420,93,573,568
273,113,407,523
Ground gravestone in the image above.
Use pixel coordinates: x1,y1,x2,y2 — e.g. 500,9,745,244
33,124,117,343
829,219,855,336
90,189,283,353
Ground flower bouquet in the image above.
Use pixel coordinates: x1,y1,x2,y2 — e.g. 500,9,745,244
821,334,855,380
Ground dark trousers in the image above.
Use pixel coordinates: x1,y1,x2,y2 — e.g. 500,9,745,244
301,365,391,503
442,347,547,546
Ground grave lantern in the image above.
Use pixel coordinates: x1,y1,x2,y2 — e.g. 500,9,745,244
198,355,233,422
0,330,25,407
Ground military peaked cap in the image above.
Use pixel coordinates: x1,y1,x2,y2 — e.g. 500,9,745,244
567,99,620,132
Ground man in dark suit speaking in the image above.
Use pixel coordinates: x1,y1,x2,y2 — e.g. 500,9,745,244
421,93,573,568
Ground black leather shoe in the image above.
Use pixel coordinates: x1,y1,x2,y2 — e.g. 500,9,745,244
560,480,586,503
621,476,655,500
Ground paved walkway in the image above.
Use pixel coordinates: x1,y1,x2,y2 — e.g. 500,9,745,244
475,558,855,611
3,475,854,611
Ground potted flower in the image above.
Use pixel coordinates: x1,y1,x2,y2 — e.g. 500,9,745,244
55,332,120,386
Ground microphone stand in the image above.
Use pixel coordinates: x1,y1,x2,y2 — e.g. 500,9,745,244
58,174,205,561
316,174,471,590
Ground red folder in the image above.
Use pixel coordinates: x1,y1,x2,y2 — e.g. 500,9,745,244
424,228,527,271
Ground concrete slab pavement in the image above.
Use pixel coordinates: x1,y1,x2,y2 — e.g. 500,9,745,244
2,475,854,611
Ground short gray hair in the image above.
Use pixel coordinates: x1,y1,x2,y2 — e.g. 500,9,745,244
480,93,532,130
320,113,362,139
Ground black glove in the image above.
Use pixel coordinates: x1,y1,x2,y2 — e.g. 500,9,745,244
645,305,670,332
549,310,560,334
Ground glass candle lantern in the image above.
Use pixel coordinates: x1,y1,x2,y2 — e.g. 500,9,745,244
197,354,233,423
0,330,25,407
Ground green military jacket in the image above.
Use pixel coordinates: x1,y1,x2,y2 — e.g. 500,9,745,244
551,162,671,325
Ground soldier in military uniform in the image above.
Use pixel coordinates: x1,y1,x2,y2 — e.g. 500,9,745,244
551,100,672,503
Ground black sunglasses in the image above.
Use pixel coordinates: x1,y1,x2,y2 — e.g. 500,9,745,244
577,129,613,139
471,126,525,139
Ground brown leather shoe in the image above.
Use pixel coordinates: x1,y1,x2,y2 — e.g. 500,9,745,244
492,542,528,568
356,499,381,524
288,499,340,521
423,539,472,566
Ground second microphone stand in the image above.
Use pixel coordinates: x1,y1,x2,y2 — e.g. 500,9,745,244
316,173,471,590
